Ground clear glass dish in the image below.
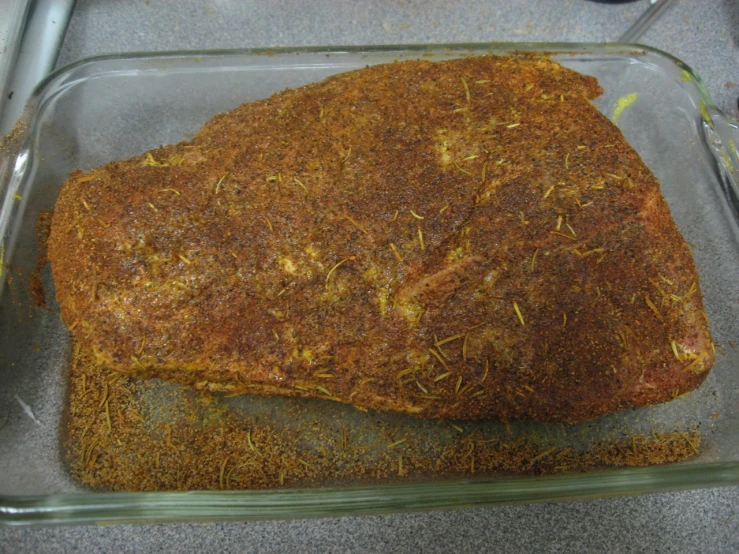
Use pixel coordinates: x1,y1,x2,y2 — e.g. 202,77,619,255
0,43,738,526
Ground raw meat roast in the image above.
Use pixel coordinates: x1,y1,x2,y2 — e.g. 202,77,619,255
48,55,714,423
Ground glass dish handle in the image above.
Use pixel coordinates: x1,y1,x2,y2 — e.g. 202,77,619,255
0,111,33,297
703,108,739,219
0,111,32,204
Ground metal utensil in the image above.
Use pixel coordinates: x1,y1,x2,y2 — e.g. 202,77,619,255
620,0,677,43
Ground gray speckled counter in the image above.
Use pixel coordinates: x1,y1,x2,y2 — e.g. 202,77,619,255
2,0,739,551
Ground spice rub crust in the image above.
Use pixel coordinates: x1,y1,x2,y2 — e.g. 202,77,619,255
48,55,714,423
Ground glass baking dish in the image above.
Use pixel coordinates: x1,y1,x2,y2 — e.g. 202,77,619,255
0,43,738,526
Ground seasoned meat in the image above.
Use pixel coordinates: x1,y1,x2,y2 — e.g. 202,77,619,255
48,55,714,423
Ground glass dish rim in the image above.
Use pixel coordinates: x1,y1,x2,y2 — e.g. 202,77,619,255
1,41,738,526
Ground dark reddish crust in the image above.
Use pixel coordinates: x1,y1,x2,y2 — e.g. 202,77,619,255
48,55,714,423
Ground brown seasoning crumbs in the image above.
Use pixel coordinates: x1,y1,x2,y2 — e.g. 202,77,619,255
62,346,702,491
